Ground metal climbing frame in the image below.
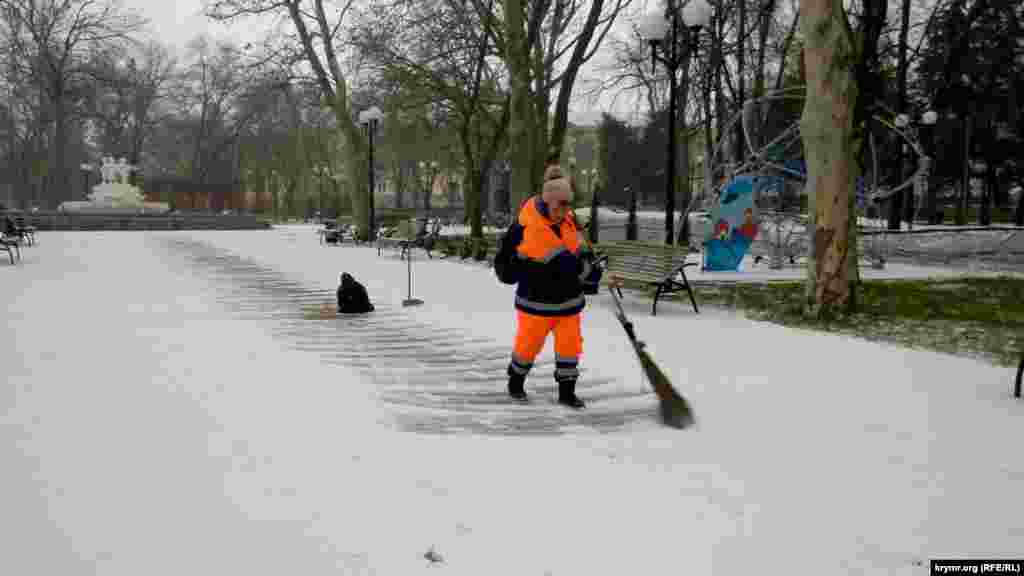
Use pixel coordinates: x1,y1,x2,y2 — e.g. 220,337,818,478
676,87,937,270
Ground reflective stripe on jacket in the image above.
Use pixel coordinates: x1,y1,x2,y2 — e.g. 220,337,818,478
514,196,593,317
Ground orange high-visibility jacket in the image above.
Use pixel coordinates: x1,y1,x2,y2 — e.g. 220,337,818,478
514,196,601,317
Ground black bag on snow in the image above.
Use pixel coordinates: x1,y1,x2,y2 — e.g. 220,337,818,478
493,223,525,285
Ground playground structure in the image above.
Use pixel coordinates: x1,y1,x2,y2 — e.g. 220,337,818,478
681,86,936,271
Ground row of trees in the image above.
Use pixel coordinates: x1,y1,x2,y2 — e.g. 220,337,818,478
2,0,1020,315
0,0,365,217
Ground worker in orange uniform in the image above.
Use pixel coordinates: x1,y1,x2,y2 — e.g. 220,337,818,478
507,168,604,408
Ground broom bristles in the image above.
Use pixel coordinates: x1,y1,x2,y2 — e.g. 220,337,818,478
637,345,696,429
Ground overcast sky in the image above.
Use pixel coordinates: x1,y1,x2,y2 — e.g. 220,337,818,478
122,0,252,52
118,0,661,126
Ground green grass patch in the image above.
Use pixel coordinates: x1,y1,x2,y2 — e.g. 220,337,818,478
650,276,1024,367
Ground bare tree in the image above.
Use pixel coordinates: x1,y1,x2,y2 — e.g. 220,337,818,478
85,41,176,184
354,0,510,239
166,36,267,186
489,0,629,209
0,0,143,207
207,0,377,238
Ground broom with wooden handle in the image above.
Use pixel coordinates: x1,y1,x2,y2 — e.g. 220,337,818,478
577,223,696,429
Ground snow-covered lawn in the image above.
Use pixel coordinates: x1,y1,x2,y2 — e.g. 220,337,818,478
2,226,1021,575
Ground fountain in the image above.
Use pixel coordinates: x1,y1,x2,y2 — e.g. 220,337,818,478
59,156,170,214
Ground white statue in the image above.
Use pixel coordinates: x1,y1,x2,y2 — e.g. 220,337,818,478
115,157,132,183
100,156,116,184
59,151,168,214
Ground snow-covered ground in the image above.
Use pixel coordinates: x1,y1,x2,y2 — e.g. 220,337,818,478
2,225,1022,575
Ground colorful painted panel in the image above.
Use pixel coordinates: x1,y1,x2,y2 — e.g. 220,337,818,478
703,175,760,271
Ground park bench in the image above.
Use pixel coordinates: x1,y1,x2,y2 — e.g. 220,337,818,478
1,231,19,264
3,214,34,246
378,218,441,259
318,221,350,245
13,215,36,245
595,240,699,316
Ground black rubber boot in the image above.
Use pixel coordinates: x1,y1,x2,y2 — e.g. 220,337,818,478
507,371,528,401
557,379,585,409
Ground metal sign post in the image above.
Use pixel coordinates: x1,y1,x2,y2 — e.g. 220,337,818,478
402,245,424,307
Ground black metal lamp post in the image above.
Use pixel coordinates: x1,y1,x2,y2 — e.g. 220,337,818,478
359,106,384,242
639,0,711,245
79,163,93,200
627,185,638,240
314,165,328,222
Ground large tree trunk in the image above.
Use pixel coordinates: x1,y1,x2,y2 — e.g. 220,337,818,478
800,0,859,317
467,166,485,239
330,104,368,239
506,0,535,212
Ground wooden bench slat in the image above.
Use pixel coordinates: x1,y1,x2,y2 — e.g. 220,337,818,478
594,240,699,315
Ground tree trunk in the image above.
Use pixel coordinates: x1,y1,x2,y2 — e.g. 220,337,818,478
852,0,886,224
507,0,535,213
547,0,605,158
736,0,747,165
713,16,726,179
958,113,970,226
977,117,992,226
467,166,485,239
800,0,859,317
753,0,775,154
888,0,911,230
1017,182,1024,227
337,114,368,240
703,19,715,203
50,94,67,209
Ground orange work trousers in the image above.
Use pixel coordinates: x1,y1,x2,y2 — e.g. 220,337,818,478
509,310,582,381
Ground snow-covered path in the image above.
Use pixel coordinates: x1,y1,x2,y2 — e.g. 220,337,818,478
2,227,1021,575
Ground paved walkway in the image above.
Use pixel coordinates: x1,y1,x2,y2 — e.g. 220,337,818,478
157,235,652,435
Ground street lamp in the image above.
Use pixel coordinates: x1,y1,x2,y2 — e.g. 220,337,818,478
313,165,330,222
359,105,384,241
79,163,93,200
626,185,638,240
639,0,712,245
